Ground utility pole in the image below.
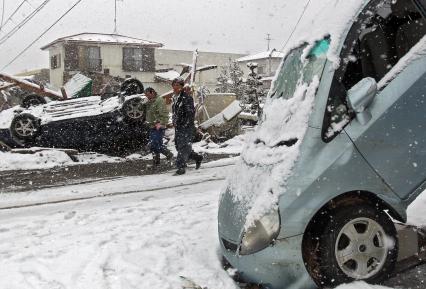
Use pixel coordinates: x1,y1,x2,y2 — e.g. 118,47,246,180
114,0,117,33
265,33,273,51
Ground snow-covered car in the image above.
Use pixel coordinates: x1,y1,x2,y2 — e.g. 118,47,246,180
0,91,149,155
218,0,426,288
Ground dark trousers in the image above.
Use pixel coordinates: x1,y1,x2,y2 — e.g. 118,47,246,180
175,127,201,169
149,128,172,164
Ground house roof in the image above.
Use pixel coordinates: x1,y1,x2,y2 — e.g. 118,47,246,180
41,33,163,50
236,49,285,62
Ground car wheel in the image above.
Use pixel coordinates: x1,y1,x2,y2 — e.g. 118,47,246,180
308,204,398,287
10,113,40,142
22,94,46,108
121,98,146,122
120,78,144,96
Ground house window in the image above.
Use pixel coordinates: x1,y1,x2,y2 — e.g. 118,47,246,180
123,47,143,71
85,46,102,71
50,54,61,69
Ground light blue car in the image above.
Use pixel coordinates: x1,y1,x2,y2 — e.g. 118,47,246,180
218,0,426,288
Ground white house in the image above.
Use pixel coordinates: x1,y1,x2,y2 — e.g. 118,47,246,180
236,49,284,83
41,33,246,95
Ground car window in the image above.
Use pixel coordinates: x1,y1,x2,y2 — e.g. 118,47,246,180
322,0,426,142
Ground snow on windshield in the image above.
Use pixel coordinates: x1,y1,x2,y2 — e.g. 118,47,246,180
228,73,321,228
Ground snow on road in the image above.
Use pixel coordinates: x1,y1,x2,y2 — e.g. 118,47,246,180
0,159,238,289
0,157,424,289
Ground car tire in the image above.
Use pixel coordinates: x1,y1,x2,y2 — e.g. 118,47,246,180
10,113,41,142
121,97,146,122
308,204,398,287
120,78,144,96
22,94,46,108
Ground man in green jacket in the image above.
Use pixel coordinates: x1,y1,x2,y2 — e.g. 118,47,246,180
145,87,173,166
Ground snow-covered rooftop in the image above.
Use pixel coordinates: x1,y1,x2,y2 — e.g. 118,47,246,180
236,49,285,62
154,70,181,82
41,33,163,50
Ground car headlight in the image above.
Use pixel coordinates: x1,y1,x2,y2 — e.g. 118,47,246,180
240,208,280,255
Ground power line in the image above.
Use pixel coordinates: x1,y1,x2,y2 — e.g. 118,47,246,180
279,0,312,52
0,0,51,46
0,0,29,32
1,0,83,71
25,0,36,10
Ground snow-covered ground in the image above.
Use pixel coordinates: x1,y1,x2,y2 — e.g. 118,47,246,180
0,157,424,289
0,133,246,172
0,150,124,171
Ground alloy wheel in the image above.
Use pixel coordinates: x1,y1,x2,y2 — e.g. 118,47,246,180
335,217,388,279
14,118,37,137
125,100,144,119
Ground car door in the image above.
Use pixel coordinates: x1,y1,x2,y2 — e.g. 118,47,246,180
322,0,426,200
345,0,426,200
346,59,426,200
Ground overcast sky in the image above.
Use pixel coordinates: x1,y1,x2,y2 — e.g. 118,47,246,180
0,0,303,74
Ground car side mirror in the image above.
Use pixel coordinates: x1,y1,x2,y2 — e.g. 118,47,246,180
347,77,377,125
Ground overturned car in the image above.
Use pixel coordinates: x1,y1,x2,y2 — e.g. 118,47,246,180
0,79,149,155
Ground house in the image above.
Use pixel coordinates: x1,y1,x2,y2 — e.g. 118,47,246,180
236,49,284,88
41,33,246,95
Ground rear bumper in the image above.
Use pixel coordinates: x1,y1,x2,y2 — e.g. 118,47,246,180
220,233,316,289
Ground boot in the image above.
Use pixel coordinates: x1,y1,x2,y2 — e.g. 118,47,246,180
164,149,173,161
153,153,160,166
174,168,186,175
195,154,203,170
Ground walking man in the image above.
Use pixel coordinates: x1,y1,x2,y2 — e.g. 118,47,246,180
145,87,173,167
171,77,203,175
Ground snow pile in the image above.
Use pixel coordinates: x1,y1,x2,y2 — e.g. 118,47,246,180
194,134,246,155
0,150,73,171
0,150,123,172
74,152,123,164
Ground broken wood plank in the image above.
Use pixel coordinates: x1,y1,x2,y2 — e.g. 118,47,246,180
0,83,17,91
0,73,63,100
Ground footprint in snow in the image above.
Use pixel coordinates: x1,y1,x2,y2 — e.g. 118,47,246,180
64,211,76,220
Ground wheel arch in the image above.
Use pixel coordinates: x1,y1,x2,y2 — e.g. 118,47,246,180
301,190,402,285
304,190,405,237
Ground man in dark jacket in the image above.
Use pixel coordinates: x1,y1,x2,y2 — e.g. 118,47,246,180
171,77,203,175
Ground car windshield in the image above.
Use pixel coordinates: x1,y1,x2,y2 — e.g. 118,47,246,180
270,39,330,99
